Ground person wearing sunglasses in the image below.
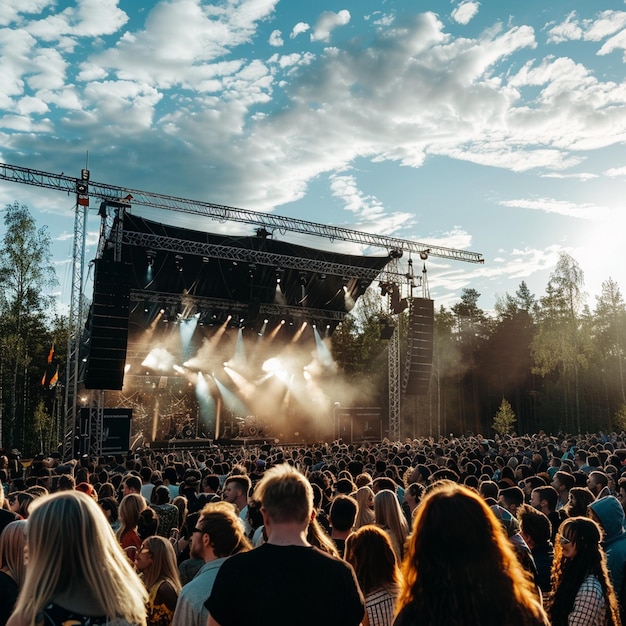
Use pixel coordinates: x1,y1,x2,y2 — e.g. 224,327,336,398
549,517,620,626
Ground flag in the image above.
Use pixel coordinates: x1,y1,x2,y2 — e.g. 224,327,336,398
49,366,59,388
47,343,55,364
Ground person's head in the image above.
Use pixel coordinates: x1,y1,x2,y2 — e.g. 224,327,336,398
552,471,574,494
99,496,119,526
374,489,406,530
530,485,557,513
497,486,524,514
345,524,401,594
135,535,181,594
222,475,251,507
355,485,375,511
565,486,595,517
117,493,147,535
202,474,221,493
253,464,312,526
137,507,159,540
122,475,142,497
329,494,358,533
152,484,171,506
191,500,251,561
517,504,551,548
587,470,608,495
0,519,27,586
14,491,147,626
8,491,34,518
397,482,544,625
403,483,425,510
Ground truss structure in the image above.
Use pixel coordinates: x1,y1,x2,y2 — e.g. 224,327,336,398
0,161,483,452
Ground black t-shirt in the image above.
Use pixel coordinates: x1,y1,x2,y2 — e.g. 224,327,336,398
0,571,18,626
205,543,365,626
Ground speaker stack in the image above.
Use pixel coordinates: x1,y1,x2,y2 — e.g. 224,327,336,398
84,259,131,390
403,297,434,396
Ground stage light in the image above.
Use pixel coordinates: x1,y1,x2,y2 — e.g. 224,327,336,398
419,249,430,260
146,250,156,267
174,254,183,272
299,271,307,285
255,227,271,238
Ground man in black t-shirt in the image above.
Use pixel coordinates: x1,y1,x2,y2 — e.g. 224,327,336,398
206,464,365,626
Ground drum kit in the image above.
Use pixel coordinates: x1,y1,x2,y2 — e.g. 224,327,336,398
222,415,265,438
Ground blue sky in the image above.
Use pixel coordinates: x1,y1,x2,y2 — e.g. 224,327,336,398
1,0,626,315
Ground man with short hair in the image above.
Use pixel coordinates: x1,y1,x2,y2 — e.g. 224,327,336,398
531,485,562,543
588,470,611,499
171,501,251,626
223,474,252,535
121,474,142,497
206,464,365,626
329,494,357,557
517,504,554,596
497,486,524,517
551,470,574,510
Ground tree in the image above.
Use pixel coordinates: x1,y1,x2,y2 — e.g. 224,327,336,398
0,202,58,451
493,398,516,435
532,252,590,433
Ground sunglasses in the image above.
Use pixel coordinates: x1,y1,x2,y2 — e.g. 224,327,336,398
558,534,572,545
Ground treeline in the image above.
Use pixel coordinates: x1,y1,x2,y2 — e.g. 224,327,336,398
333,252,626,439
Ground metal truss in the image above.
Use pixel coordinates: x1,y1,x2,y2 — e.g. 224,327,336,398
0,162,484,264
129,289,347,323
123,230,388,280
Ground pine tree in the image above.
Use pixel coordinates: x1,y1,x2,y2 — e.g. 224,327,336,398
493,398,516,435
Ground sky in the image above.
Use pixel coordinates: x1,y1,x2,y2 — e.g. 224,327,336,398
1,0,626,316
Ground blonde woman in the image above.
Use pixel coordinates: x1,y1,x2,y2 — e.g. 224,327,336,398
7,490,147,626
374,489,409,564
118,493,147,562
0,520,27,625
135,536,181,626
354,486,376,529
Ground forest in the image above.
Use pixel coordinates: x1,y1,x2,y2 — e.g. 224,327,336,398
1,201,625,455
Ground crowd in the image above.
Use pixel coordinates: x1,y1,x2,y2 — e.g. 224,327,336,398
1,430,626,625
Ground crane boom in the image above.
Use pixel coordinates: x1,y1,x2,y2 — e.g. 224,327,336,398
0,162,484,264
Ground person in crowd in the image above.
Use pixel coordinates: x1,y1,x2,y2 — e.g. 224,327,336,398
401,483,424,525
549,516,620,626
498,485,525,518
374,489,409,563
172,495,188,533
221,475,251,535
171,501,251,626
588,471,612,500
531,485,563,543
135,535,181,626
7,490,147,626
393,482,548,626
354,485,376,529
564,486,595,518
0,520,27,626
588,495,626,600
122,475,144,499
151,485,179,539
118,492,147,561
329,494,357,557
345,524,401,626
206,463,365,626
0,485,18,536
7,492,33,520
99,496,120,532
552,471,575,511
306,515,340,557
517,504,554,597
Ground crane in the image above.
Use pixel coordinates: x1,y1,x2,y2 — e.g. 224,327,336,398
0,161,484,452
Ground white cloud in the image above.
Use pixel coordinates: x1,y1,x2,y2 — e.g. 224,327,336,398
291,22,310,39
451,2,480,26
311,10,351,43
498,197,614,221
269,29,283,47
605,166,626,177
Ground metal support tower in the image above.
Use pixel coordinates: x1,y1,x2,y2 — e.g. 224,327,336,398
62,171,89,459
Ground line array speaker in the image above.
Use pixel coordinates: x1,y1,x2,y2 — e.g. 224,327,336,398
84,259,131,390
404,297,434,396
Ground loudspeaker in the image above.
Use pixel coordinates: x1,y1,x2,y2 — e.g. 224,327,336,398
84,259,131,390
404,297,434,396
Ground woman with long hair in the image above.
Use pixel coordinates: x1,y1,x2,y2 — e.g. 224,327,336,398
564,487,595,519
548,516,620,626
135,535,181,626
394,481,548,626
0,520,27,626
374,489,409,563
117,493,147,562
345,525,401,626
7,490,147,626
354,486,376,529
